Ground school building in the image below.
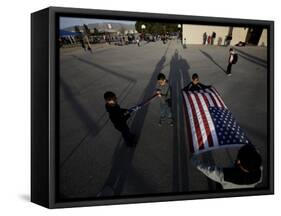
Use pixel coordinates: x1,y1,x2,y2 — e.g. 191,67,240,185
182,24,267,46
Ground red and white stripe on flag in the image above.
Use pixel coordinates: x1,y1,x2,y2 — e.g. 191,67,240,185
182,87,227,154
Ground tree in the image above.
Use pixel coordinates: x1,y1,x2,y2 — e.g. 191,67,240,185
119,26,126,35
93,28,99,35
135,21,178,34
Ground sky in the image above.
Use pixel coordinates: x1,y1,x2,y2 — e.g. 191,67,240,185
60,17,136,29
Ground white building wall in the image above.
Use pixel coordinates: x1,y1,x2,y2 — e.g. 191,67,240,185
182,24,229,45
230,27,248,45
258,29,268,47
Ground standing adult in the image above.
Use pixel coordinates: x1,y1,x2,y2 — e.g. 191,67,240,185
207,35,211,45
136,38,140,47
203,32,207,45
211,31,216,45
183,73,211,92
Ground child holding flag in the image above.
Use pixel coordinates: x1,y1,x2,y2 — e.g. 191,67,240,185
104,91,136,147
156,73,173,126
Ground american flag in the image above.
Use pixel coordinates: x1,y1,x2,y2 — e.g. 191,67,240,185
182,87,250,154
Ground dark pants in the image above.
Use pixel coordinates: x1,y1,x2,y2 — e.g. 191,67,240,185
160,102,173,123
119,126,135,145
226,63,232,74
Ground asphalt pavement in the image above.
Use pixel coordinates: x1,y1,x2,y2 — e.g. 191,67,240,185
59,40,268,199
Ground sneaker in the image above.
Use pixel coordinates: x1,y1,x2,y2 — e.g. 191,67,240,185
227,73,232,76
169,122,174,127
158,120,163,126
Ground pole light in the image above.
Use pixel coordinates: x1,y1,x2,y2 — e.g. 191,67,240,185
177,24,182,44
141,24,146,40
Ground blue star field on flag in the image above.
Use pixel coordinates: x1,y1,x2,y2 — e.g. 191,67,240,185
209,107,251,146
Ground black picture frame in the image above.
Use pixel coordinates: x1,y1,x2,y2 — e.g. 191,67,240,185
31,6,274,208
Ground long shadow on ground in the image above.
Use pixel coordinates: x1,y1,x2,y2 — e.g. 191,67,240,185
200,49,227,74
170,50,220,192
234,48,267,64
59,59,137,168
169,50,190,192
97,42,171,197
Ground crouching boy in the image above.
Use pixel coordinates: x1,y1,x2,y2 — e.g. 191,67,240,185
104,91,136,146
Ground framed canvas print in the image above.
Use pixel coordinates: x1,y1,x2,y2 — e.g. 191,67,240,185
31,6,274,208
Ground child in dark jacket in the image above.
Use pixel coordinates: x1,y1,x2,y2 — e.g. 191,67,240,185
104,91,135,146
183,73,211,92
226,48,236,76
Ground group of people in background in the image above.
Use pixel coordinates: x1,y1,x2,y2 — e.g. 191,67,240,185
203,32,233,46
203,31,217,45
